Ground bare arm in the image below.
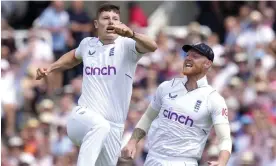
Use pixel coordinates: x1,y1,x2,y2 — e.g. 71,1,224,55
217,150,231,166
129,128,147,144
49,49,81,73
132,32,158,54
107,24,157,54
128,106,159,144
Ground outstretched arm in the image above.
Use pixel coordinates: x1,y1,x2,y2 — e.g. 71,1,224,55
48,49,81,73
36,49,81,80
107,24,157,54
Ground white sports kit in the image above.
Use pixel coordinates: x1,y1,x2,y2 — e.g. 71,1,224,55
66,36,142,166
145,77,229,166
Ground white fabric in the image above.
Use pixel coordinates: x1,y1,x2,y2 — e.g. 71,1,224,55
74,36,142,124
144,154,198,166
147,76,229,160
31,40,53,62
214,124,232,153
1,72,16,105
67,106,124,166
135,105,159,133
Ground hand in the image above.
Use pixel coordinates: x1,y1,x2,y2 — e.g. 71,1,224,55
107,23,134,38
121,141,137,159
35,67,51,80
207,161,224,166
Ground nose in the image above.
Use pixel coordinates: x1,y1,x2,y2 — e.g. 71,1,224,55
108,19,114,25
185,55,192,61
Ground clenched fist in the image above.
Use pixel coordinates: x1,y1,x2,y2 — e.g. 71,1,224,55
121,141,137,159
107,23,134,38
36,68,50,80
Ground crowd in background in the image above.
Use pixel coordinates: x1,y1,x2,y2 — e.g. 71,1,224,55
1,1,276,166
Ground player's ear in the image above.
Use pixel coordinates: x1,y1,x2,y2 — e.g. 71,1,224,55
94,20,98,29
204,60,212,69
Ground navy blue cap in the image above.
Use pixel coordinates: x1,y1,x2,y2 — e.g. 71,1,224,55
182,43,214,62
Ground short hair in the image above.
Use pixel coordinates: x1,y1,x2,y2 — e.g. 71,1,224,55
96,3,120,18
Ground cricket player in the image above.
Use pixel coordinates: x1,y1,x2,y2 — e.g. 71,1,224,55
122,43,232,166
35,3,157,166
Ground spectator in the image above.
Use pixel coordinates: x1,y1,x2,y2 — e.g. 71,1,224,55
35,0,70,90
65,0,93,85
1,59,17,137
35,1,69,58
67,0,92,48
236,10,275,51
224,16,240,48
14,29,54,73
238,5,251,32
51,124,73,156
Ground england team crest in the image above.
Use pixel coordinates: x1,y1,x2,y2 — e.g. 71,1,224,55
194,100,202,112
109,47,115,56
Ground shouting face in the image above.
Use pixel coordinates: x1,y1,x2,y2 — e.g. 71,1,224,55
94,10,121,41
183,49,212,76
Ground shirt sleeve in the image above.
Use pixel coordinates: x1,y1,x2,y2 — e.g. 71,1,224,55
75,37,90,60
150,81,167,111
124,37,143,62
214,124,232,153
208,91,229,125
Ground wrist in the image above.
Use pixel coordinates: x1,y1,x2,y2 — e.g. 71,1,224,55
48,64,55,73
129,138,139,145
218,159,226,166
130,30,135,39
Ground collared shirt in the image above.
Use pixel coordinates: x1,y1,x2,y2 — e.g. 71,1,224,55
148,76,229,160
75,36,143,124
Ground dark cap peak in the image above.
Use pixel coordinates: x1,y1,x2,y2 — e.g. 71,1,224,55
182,43,214,62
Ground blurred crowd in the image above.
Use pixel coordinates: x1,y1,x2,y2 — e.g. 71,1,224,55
1,1,276,166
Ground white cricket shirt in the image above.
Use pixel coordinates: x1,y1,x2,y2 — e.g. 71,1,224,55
148,76,229,160
75,36,142,124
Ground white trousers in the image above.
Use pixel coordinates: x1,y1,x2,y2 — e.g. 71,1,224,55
66,106,124,166
144,154,198,166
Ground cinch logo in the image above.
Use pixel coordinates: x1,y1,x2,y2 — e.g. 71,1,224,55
163,109,194,127
85,65,116,75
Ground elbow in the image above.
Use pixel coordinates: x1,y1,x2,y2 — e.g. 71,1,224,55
150,41,158,52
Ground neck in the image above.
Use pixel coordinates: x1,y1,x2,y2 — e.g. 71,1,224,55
99,36,118,45
185,73,206,91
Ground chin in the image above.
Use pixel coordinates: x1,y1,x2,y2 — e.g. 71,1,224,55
182,68,194,76
182,71,193,76
106,33,118,39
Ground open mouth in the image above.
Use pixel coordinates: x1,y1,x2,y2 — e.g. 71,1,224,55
185,63,193,68
106,27,114,33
